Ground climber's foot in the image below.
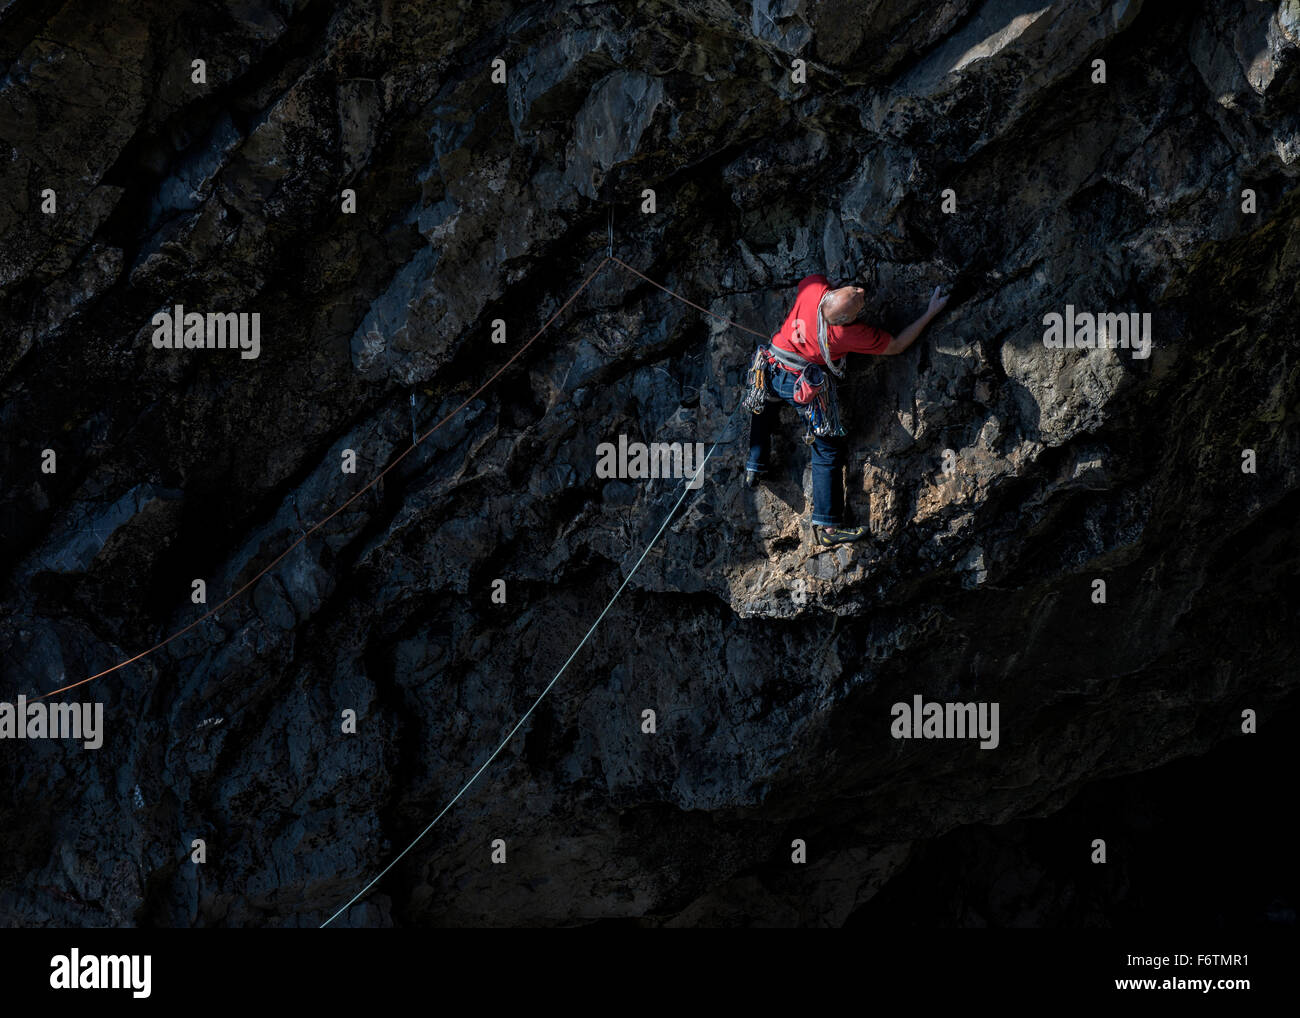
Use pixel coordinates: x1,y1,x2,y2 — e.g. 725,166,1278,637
745,468,765,489
814,524,868,547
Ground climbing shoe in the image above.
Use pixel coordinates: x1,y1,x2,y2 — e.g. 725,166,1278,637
814,524,868,547
745,468,765,488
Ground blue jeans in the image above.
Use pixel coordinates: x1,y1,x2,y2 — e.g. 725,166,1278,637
745,363,848,527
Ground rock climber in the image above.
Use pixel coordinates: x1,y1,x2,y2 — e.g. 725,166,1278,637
745,274,949,547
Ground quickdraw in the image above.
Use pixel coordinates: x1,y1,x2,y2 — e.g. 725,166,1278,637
742,345,772,415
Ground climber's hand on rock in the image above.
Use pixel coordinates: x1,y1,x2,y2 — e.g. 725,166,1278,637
883,286,951,354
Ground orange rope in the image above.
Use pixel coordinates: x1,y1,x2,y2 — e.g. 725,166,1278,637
35,255,764,699
35,256,613,699
609,256,771,340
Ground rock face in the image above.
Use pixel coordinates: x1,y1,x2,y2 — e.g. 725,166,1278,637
1,0,1297,927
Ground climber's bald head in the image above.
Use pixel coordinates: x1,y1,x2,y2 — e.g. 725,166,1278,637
822,285,866,326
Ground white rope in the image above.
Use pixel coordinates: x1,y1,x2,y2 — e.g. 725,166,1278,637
320,400,746,927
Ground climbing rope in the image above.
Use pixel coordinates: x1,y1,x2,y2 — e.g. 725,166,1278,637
34,257,614,700
317,254,763,926
611,256,770,341
19,243,762,927
38,257,762,700
320,395,747,927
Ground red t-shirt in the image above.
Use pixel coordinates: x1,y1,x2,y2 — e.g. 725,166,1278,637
771,274,892,366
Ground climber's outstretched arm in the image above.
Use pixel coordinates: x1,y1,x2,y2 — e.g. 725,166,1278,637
882,286,950,355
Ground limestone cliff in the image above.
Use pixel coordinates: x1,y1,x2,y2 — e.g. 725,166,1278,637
1,0,1297,926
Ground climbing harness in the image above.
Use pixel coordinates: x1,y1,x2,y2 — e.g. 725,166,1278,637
757,340,847,443
744,289,850,441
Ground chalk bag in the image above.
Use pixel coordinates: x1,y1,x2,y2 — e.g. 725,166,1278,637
793,363,825,405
